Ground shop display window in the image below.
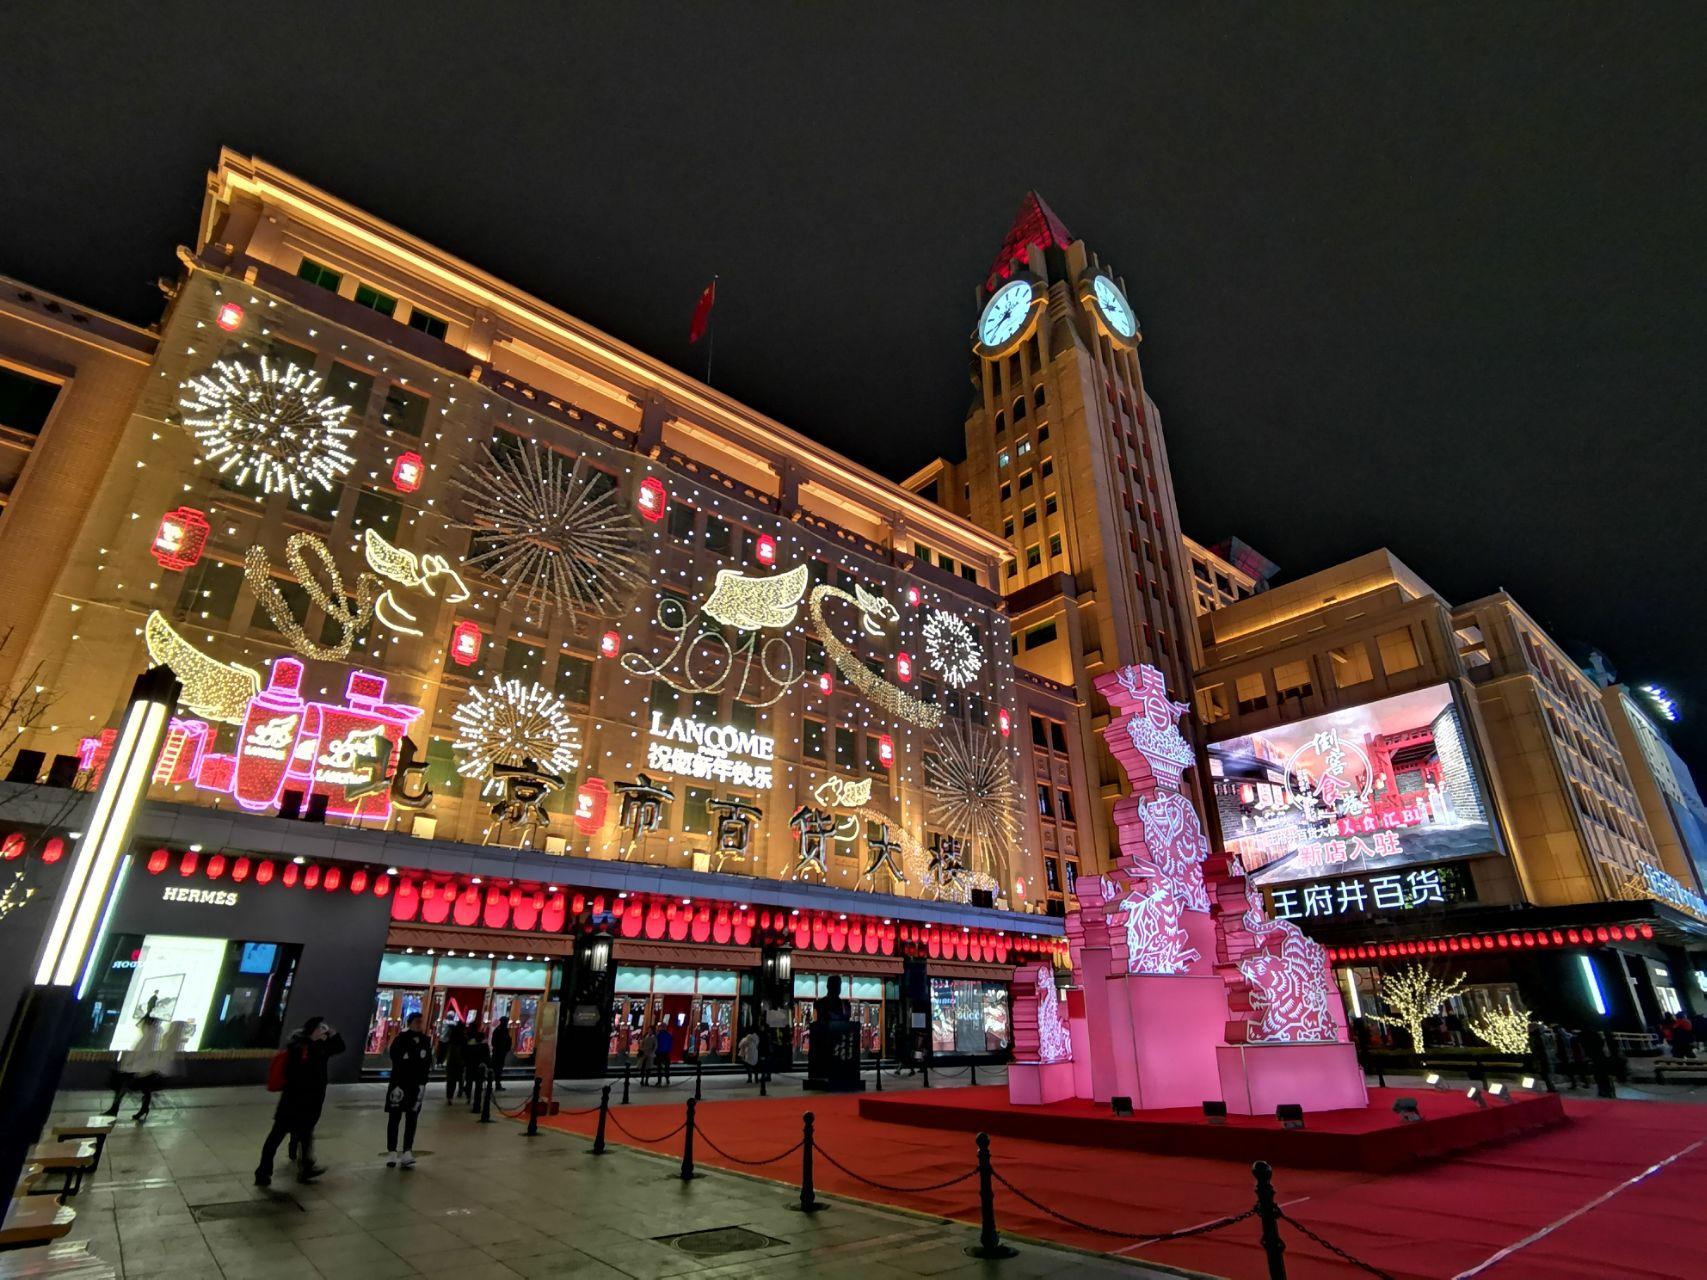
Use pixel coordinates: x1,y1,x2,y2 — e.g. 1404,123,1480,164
80,932,301,1053
929,978,1010,1054
365,950,554,1066
607,964,741,1063
791,973,888,1058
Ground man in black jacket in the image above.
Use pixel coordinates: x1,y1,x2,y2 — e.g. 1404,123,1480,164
489,1016,512,1091
256,1016,345,1186
385,1012,432,1167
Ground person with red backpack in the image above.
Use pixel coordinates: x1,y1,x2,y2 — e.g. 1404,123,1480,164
255,1016,345,1186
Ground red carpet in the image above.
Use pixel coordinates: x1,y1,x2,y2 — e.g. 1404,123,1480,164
857,1086,1566,1172
537,1088,1707,1279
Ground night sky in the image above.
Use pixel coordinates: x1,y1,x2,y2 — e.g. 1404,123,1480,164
3,7,1703,769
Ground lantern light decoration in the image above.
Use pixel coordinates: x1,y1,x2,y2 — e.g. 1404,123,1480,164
392,451,424,493
573,778,610,834
450,620,483,666
150,507,211,571
997,707,1012,738
754,533,777,566
877,733,895,768
599,630,622,659
215,301,245,331
636,476,668,523
896,651,913,683
905,585,921,607
817,671,834,696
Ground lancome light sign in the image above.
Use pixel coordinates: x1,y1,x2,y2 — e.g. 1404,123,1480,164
647,713,775,788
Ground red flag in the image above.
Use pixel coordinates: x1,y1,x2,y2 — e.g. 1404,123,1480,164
688,278,716,344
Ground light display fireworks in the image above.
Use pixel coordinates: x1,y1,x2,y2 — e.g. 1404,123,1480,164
177,358,357,499
452,437,645,620
925,720,1019,874
923,610,982,688
451,677,584,780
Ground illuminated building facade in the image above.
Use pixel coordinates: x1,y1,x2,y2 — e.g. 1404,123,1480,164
0,153,1065,1080
904,193,1205,900
1193,549,1706,1035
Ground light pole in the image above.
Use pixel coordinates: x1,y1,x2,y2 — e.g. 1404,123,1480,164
0,665,178,1199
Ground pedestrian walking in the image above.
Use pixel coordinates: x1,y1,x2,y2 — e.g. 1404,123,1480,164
738,1029,760,1083
104,1015,178,1121
655,1024,674,1085
465,1026,491,1098
385,1012,432,1168
440,1017,467,1103
490,1016,512,1091
256,1016,345,1186
1672,1012,1695,1059
638,1025,657,1087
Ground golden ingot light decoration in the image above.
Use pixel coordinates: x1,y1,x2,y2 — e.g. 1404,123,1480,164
244,533,381,661
143,610,260,724
363,528,470,637
808,583,942,728
451,676,584,781
177,358,356,499
702,564,809,631
452,437,645,621
922,609,982,689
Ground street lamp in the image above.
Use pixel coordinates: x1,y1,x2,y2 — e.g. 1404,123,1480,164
0,665,178,1200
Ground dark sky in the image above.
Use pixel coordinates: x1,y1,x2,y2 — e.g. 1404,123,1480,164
4,5,1704,769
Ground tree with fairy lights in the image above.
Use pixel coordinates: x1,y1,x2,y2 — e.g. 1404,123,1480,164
1469,1003,1532,1055
1368,964,1467,1052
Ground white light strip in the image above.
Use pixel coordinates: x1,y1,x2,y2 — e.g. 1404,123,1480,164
44,700,168,986
1579,953,1607,1016
76,853,131,1000
33,707,146,984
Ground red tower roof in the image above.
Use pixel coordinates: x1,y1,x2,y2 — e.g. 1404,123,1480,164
986,192,1073,292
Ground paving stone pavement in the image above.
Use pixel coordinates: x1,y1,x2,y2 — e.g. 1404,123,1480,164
42,1080,1190,1279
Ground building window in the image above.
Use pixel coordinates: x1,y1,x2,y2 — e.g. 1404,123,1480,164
994,410,1005,434
1016,440,1031,457
1064,861,1079,895
960,564,977,583
1198,684,1231,724
1235,672,1269,715
353,284,398,317
1019,471,1034,490
667,502,697,540
1040,458,1054,478
325,365,375,416
296,258,342,291
1045,494,1058,516
1003,518,1014,538
1037,424,1049,442
554,653,593,705
1056,789,1075,824
650,681,680,720
0,365,60,435
998,450,1010,469
1329,642,1374,688
178,558,244,623
683,787,712,834
1037,784,1054,818
1030,715,1048,747
804,719,825,760
937,553,955,573
1024,622,1057,650
864,734,887,772
834,727,856,770
915,542,932,560
1013,396,1027,421
502,642,542,684
1000,483,1011,502
1025,545,1041,569
351,487,401,538
1049,722,1067,754
407,308,449,340
1023,506,1038,528
1034,385,1047,407
704,516,732,555
1377,628,1421,676
381,386,428,438
1048,534,1062,558
1045,859,1061,893
1274,660,1313,701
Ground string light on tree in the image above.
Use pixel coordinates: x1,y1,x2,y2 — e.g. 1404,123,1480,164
451,677,584,781
923,609,982,688
177,358,356,499
1367,964,1467,1052
1468,1003,1532,1054
452,438,645,622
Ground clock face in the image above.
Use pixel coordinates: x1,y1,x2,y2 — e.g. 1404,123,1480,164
978,279,1036,351
1091,274,1137,339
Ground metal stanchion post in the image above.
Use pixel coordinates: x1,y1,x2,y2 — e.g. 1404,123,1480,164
592,1085,610,1155
965,1132,1017,1259
1253,1160,1287,1279
480,1068,495,1123
622,1059,631,1105
760,1064,768,1097
922,1047,931,1089
970,1060,978,1087
793,1111,821,1213
695,1055,703,1101
519,1077,541,1137
679,1097,697,1180
874,1056,882,1091
469,1065,484,1114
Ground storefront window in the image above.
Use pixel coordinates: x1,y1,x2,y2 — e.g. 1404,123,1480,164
80,933,300,1053
608,964,741,1064
791,973,888,1058
366,950,554,1067
929,978,1010,1054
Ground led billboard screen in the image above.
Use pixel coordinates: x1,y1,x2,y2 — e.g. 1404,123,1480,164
1206,682,1499,889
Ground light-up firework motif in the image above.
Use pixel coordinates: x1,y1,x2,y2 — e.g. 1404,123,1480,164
922,609,982,688
451,678,583,782
177,358,356,499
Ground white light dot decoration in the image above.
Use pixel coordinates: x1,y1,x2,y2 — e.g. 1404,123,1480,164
922,609,982,688
177,358,356,498
451,677,583,780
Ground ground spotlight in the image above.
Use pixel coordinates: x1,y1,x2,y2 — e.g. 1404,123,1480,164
1392,1096,1422,1123
1425,1072,1447,1090
1276,1103,1305,1130
1111,1096,1134,1117
1520,1076,1536,1091
1466,1087,1487,1108
1202,1100,1227,1126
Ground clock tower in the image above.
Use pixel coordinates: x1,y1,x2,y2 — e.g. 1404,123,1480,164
919,192,1204,881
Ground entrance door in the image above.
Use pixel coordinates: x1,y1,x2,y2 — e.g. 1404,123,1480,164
440,986,488,1035
492,992,541,1060
687,998,734,1060
657,994,693,1057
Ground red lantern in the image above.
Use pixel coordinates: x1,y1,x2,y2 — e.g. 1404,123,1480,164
41,836,65,864
231,857,251,882
599,631,621,659
997,708,1012,738
282,863,299,887
304,865,322,889
205,854,227,880
896,651,913,683
391,450,425,493
754,534,777,566
178,852,198,877
0,833,24,861
876,734,894,768
256,860,276,885
450,620,483,666
637,477,668,522
374,874,391,897
905,585,921,607
151,507,211,571
573,778,610,834
350,870,368,894
147,848,169,874
215,300,244,331
323,867,341,891
818,671,834,696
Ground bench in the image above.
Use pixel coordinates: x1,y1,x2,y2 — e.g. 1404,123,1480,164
9,1169,42,1201
49,1118,114,1179
0,1241,112,1277
22,1143,96,1198
1653,1061,1707,1084
0,1199,75,1254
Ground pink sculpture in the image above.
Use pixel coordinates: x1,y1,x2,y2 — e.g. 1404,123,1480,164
1118,884,1200,975
1235,905,1339,1043
1135,789,1211,913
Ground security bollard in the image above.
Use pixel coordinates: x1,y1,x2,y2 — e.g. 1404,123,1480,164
520,1076,542,1137
874,1057,883,1092
1253,1160,1287,1279
922,1052,931,1089
680,1097,697,1180
622,1060,632,1105
760,1065,768,1097
970,1060,978,1086
695,1055,703,1101
479,1068,496,1123
591,1085,610,1155
795,1111,821,1213
470,1065,485,1115
964,1132,1017,1259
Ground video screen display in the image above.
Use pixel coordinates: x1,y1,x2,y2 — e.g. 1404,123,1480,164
1206,682,1499,889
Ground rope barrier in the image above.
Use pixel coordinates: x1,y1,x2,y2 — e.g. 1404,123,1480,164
814,1145,979,1194
606,1112,689,1144
695,1129,805,1167
991,1170,1253,1241
1279,1211,1397,1279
